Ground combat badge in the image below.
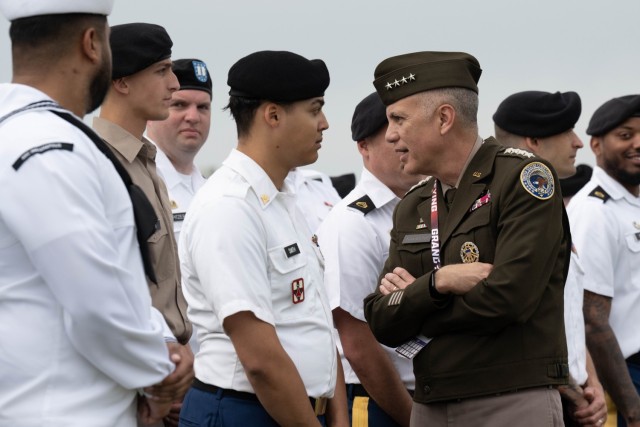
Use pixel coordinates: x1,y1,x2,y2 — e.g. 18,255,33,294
520,162,554,200
460,241,479,263
291,278,305,304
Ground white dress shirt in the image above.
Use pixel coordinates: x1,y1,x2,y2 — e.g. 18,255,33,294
0,84,173,427
286,167,342,234
180,149,338,398
316,168,415,389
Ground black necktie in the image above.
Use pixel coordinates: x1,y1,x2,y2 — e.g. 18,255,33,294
444,188,457,211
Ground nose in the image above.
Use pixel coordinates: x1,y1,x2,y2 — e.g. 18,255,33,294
319,111,329,131
571,131,584,148
386,124,399,144
184,105,200,123
168,70,179,92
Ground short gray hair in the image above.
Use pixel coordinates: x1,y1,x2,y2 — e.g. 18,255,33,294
419,87,479,128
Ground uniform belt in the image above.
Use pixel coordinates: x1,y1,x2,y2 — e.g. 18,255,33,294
346,383,415,398
192,378,327,416
627,352,640,365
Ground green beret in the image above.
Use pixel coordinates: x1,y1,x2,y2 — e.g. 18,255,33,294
227,50,329,103
493,91,581,138
373,51,482,105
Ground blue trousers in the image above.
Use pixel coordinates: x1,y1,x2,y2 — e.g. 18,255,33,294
179,386,327,427
346,384,403,427
617,361,640,427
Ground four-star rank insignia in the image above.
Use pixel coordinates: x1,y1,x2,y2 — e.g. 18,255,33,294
520,162,554,200
291,278,305,304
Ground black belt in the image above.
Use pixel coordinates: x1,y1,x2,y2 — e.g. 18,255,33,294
346,383,414,398
192,378,327,416
627,352,640,365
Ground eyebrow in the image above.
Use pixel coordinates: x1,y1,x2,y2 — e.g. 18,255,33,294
311,99,325,108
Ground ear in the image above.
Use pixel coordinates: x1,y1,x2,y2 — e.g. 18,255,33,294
80,27,101,64
590,136,602,157
356,139,369,156
111,78,129,95
523,136,539,151
437,104,455,135
263,103,281,128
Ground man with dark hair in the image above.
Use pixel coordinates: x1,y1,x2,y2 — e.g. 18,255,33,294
317,92,422,426
0,2,176,425
93,23,195,425
364,52,570,426
493,91,607,426
568,95,640,427
179,50,348,426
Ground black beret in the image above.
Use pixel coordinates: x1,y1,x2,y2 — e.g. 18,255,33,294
586,95,640,136
110,23,173,80
173,58,212,96
373,51,482,106
351,92,388,141
227,50,330,103
330,173,356,198
560,164,593,197
493,91,581,138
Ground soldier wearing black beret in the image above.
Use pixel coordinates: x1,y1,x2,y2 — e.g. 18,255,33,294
363,52,570,426
569,95,640,427
560,164,593,201
179,50,349,426
494,91,609,426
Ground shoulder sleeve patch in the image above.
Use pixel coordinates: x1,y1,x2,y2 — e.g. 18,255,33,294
588,185,610,203
13,142,74,171
520,161,555,200
502,147,535,159
347,194,376,215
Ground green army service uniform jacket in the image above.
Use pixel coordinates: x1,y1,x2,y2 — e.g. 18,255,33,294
364,138,570,404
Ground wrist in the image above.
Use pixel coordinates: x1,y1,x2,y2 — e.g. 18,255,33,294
429,270,447,299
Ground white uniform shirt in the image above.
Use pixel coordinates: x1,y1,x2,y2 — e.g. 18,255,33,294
316,168,415,389
568,166,640,358
286,167,342,234
0,84,173,426
180,149,338,398
153,147,206,242
564,251,588,385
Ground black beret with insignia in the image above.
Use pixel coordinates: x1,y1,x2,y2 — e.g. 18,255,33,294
493,91,581,138
227,50,330,103
351,92,388,141
110,23,173,80
586,95,640,136
173,58,212,96
373,51,482,106
559,164,593,197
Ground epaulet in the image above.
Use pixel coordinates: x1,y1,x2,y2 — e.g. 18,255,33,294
405,176,431,197
499,147,535,159
588,185,611,203
347,194,376,215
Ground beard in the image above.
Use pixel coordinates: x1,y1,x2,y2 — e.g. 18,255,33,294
604,155,640,187
86,56,112,114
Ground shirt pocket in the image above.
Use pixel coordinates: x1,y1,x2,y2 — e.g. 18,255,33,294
625,231,640,254
397,232,433,277
449,206,494,264
147,226,171,282
268,242,312,321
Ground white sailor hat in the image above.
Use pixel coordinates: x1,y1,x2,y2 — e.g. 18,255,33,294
0,0,114,21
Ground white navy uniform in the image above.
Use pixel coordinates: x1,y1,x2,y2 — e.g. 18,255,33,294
286,167,341,234
316,168,415,389
0,84,174,426
180,149,338,398
568,166,640,359
153,146,206,242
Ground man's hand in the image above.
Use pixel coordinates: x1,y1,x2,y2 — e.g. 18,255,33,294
380,267,416,295
573,383,607,426
137,395,172,425
434,262,493,295
144,342,194,402
163,401,183,427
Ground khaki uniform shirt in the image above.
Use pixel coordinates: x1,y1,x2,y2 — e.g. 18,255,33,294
93,117,191,344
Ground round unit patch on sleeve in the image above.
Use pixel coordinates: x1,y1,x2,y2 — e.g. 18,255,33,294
520,161,555,200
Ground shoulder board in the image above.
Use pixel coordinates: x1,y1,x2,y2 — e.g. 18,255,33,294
500,147,535,159
347,194,376,215
588,186,610,203
405,176,432,197
13,142,74,171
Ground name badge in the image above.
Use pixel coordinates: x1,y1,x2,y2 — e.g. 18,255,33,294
402,234,431,244
284,243,301,258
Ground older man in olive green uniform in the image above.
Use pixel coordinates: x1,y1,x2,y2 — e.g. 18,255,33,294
363,52,570,426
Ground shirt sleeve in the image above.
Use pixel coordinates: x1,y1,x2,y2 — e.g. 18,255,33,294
2,142,174,389
568,198,617,297
182,196,275,326
317,208,383,320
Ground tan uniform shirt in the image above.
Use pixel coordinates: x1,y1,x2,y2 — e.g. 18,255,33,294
93,117,191,344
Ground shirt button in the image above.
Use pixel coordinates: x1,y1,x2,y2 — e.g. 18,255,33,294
423,385,431,394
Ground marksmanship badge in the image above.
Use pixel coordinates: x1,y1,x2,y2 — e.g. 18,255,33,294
460,242,479,263
520,162,555,200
